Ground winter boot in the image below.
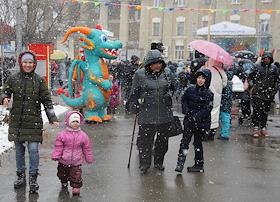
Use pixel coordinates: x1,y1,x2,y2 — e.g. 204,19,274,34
61,182,68,189
253,127,260,138
14,171,26,189
154,164,165,171
208,129,216,141
154,156,165,171
187,160,204,173
139,165,150,175
238,117,244,126
261,128,269,137
187,164,204,173
175,155,186,173
29,173,39,193
72,187,80,196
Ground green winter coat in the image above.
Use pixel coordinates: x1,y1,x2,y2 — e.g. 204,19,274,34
1,51,57,142
2,72,57,142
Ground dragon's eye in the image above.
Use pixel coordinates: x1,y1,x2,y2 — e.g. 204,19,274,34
100,34,108,42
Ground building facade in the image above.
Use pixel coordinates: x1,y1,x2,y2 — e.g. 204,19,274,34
136,0,280,62
68,0,280,62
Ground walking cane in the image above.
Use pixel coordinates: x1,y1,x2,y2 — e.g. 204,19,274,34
127,114,138,169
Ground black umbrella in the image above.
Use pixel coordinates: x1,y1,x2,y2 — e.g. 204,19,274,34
232,51,258,63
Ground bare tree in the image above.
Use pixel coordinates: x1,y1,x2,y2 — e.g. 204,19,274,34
0,0,16,24
22,0,80,46
0,0,81,47
0,0,16,44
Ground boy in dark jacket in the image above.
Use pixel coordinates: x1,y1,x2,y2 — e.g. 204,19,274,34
175,69,213,173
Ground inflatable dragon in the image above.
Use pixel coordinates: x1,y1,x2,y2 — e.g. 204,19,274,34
59,25,122,122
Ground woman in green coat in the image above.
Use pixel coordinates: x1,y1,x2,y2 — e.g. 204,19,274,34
1,51,59,193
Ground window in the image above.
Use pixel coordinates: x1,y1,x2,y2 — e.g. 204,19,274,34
177,0,185,7
152,18,161,36
153,0,160,7
202,21,208,27
205,0,212,5
153,22,160,36
177,22,185,36
231,0,240,4
175,45,184,60
230,14,240,24
135,10,140,21
202,15,208,27
259,13,270,33
260,20,270,33
176,17,185,36
231,20,240,24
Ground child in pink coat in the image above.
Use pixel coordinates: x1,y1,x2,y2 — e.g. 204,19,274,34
108,76,120,115
51,111,94,195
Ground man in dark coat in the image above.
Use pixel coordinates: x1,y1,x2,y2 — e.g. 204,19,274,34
122,55,140,111
128,50,175,174
1,51,58,192
233,57,255,123
248,51,280,137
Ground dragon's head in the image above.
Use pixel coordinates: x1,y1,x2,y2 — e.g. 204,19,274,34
61,25,122,60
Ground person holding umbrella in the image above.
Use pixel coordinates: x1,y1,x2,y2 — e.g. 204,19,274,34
205,59,228,140
189,40,231,140
127,49,175,174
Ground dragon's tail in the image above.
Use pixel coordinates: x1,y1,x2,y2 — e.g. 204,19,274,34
61,94,85,108
67,60,84,97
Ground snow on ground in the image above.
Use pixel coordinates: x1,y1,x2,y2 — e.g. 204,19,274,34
0,105,69,155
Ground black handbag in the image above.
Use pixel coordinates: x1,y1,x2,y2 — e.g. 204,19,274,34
168,116,183,137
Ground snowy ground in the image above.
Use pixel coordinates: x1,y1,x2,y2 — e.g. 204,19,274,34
0,105,69,155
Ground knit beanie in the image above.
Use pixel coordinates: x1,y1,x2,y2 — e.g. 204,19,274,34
21,53,35,62
69,113,80,124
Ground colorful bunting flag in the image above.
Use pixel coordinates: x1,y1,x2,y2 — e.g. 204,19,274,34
65,0,280,15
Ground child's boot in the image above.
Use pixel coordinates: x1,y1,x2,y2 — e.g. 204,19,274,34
29,173,39,193
72,187,80,196
187,160,204,173
14,171,26,189
175,154,186,173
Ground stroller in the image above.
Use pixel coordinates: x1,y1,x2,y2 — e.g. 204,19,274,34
231,59,254,126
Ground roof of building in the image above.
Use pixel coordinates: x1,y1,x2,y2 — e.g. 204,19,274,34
196,21,256,36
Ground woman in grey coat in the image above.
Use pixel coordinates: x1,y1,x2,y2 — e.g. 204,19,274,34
128,50,175,174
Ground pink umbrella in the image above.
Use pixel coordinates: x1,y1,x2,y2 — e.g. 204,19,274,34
189,40,233,66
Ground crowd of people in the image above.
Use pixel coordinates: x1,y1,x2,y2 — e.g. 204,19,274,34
50,57,71,91
0,56,16,85
1,45,280,195
125,47,280,175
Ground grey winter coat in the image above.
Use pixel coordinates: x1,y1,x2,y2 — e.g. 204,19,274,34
128,50,174,124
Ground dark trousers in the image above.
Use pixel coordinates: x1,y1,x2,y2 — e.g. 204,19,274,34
57,163,82,188
252,98,271,129
178,127,205,166
137,123,170,167
240,99,251,118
